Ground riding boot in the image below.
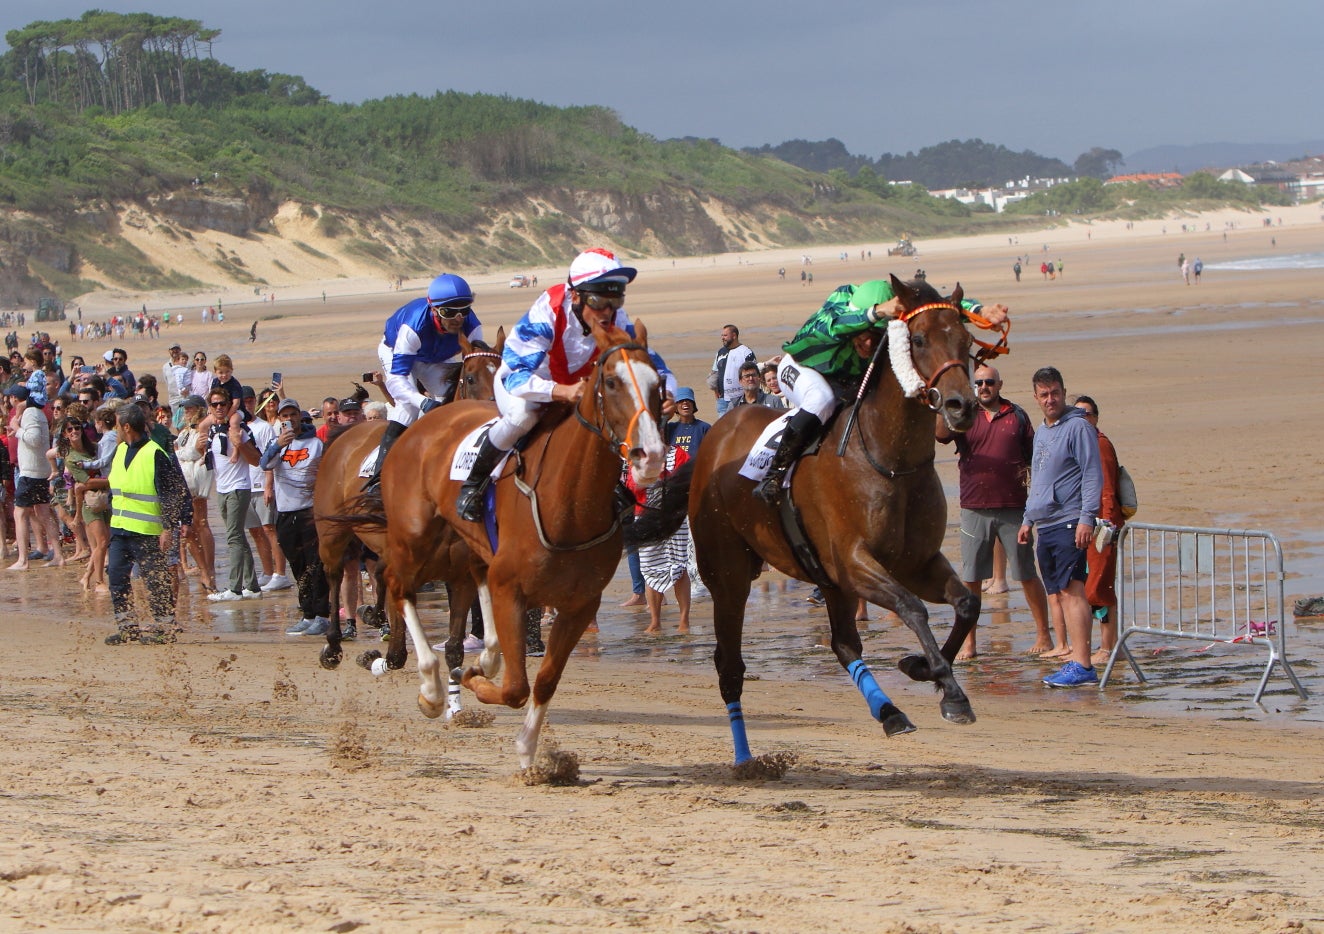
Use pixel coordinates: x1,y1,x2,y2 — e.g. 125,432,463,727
456,436,505,522
753,409,822,505
362,420,407,492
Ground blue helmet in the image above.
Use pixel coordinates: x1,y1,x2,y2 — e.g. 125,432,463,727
427,273,474,311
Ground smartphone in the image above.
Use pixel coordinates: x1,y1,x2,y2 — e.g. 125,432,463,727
270,372,282,387
362,371,374,383
281,418,293,433
79,365,96,374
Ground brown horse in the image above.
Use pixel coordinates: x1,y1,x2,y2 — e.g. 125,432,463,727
688,274,992,765
378,317,665,767
312,330,503,673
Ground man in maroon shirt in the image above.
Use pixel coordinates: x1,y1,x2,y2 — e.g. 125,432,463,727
937,365,1053,658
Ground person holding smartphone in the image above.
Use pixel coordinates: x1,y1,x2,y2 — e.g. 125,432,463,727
362,273,482,491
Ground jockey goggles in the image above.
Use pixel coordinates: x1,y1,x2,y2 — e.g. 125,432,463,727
429,299,472,319
578,292,624,311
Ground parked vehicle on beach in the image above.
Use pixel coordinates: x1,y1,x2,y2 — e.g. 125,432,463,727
508,275,531,288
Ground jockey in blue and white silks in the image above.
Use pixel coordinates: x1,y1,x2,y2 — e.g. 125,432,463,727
364,273,482,490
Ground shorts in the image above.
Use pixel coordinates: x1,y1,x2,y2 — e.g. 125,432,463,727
1034,521,1089,595
959,508,1036,582
244,498,272,530
15,475,52,508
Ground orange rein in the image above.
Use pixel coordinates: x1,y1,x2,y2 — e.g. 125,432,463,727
895,301,1011,402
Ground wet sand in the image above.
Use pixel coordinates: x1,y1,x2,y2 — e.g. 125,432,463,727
4,209,1324,931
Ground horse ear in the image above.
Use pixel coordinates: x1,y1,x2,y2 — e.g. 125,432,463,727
633,318,649,349
458,332,473,356
493,325,506,355
890,273,914,303
950,282,964,305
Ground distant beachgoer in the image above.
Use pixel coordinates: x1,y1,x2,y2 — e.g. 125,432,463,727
1192,258,1202,284
249,321,258,343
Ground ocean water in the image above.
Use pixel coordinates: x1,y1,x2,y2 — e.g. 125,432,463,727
1203,252,1324,272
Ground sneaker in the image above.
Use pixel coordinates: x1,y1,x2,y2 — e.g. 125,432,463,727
1043,661,1099,688
240,589,263,600
104,627,139,646
261,573,292,592
462,634,484,653
526,639,546,658
806,588,825,607
286,617,316,635
208,589,242,602
257,574,271,588
1292,596,1324,617
302,616,331,636
340,623,357,641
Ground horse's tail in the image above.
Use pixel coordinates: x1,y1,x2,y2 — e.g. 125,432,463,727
320,488,388,534
622,460,693,550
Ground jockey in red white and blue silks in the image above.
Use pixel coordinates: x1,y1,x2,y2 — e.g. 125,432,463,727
455,248,677,522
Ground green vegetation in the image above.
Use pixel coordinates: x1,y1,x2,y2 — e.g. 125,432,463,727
1003,173,1292,218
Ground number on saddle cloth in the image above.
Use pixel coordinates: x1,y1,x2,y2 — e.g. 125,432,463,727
737,411,795,482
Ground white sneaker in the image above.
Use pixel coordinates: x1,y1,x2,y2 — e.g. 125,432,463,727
257,574,271,588
462,634,484,653
240,589,263,600
208,589,242,602
261,573,292,592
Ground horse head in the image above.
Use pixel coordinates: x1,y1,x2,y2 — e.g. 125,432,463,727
456,326,504,402
889,274,976,432
587,317,665,487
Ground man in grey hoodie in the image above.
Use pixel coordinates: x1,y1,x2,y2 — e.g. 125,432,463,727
1017,366,1103,687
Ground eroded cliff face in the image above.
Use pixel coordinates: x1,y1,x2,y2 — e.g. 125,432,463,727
0,182,843,308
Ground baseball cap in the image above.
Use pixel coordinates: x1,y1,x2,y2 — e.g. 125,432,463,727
338,397,362,412
103,350,115,362
277,397,301,414
674,387,697,406
182,394,206,409
567,248,637,294
5,384,30,402
168,343,181,351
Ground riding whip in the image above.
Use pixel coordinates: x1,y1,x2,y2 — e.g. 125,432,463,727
836,327,890,456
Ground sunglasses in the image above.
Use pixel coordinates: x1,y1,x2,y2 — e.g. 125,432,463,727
973,379,999,387
65,422,84,431
208,400,228,407
580,292,623,310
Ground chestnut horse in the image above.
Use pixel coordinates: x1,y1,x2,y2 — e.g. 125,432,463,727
688,275,1000,765
312,331,503,673
378,317,665,767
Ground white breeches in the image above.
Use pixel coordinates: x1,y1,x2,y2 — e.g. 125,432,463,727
489,364,543,450
776,353,836,424
377,342,459,427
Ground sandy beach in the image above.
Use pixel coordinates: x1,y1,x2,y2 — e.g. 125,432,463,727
4,204,1324,932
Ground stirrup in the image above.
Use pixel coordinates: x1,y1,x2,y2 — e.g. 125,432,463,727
456,478,491,522
754,470,786,504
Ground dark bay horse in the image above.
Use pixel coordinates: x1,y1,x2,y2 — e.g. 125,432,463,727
688,275,993,765
312,331,503,674
379,318,665,767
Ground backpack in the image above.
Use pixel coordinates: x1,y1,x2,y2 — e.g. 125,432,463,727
1117,465,1139,519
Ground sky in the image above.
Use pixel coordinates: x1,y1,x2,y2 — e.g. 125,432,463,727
6,0,1323,165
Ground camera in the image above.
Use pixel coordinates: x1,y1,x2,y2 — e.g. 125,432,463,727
362,371,375,383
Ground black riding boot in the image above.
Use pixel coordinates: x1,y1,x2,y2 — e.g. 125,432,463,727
362,420,407,492
456,436,505,521
753,409,822,505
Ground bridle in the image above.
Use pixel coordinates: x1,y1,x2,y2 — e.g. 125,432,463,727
573,341,654,461
894,302,974,412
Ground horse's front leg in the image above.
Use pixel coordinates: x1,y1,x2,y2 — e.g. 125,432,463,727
457,576,531,714
821,586,916,738
898,551,981,683
318,540,348,670
385,567,447,719
514,598,598,769
850,551,975,727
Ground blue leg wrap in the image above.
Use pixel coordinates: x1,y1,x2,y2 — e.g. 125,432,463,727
848,659,893,722
726,701,753,765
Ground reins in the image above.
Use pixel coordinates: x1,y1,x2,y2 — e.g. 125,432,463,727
518,339,651,552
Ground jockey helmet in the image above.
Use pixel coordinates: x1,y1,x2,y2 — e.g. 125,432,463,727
567,248,637,295
427,274,475,316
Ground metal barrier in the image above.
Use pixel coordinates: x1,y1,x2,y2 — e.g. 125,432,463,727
1100,522,1309,703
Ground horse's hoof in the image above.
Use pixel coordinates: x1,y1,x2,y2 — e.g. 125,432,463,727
879,703,917,737
359,604,382,628
318,647,342,671
356,650,382,670
418,693,445,719
940,698,976,725
897,654,933,682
